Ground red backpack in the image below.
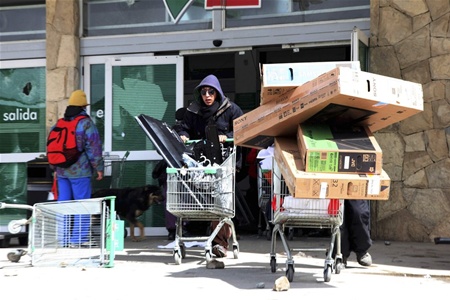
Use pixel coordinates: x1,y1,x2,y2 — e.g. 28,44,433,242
46,115,87,168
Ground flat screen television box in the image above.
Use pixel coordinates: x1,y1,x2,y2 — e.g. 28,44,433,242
260,61,361,104
297,123,383,174
274,137,390,200
234,66,423,149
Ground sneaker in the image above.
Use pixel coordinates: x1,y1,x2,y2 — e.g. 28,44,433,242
212,245,227,258
357,252,372,266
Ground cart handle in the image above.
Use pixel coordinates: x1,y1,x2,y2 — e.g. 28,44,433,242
0,202,34,211
185,138,233,144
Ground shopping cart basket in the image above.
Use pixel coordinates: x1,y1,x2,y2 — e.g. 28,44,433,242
0,196,123,268
103,151,130,189
166,143,239,264
270,159,345,282
257,157,273,240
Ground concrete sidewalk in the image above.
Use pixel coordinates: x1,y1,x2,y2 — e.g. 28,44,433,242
1,233,449,299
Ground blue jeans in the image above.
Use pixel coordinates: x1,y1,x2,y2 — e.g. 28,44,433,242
57,177,92,245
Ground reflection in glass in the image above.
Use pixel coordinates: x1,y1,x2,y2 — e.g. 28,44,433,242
0,65,45,228
225,0,370,27
84,0,211,36
0,66,46,153
111,64,176,152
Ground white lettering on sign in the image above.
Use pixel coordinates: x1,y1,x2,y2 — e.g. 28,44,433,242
3,108,38,121
96,109,104,118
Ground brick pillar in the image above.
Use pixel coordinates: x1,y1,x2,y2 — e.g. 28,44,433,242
46,0,80,129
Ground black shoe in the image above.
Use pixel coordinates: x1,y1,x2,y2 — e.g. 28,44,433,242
167,230,175,241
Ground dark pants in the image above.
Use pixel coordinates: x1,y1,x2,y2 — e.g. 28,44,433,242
340,200,372,258
162,182,177,231
212,221,232,250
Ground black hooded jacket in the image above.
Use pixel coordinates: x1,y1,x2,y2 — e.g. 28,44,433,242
177,74,243,141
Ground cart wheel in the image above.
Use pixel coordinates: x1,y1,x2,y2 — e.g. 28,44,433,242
180,245,186,259
270,256,277,273
7,249,26,263
173,250,182,265
232,245,239,259
324,265,332,282
205,250,213,262
286,264,294,282
8,220,26,234
335,258,343,274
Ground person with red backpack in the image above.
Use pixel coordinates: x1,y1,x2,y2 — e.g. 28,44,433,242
48,89,104,247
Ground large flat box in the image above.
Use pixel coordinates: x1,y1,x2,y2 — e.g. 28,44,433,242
274,137,390,200
260,61,361,104
297,123,382,174
234,67,424,149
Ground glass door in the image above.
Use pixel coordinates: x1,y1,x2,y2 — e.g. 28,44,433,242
83,55,184,236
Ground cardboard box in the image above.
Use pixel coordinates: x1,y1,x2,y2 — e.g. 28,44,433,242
297,123,382,174
234,67,423,149
261,61,361,104
274,137,390,200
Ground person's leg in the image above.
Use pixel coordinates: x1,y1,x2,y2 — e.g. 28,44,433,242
69,177,92,244
163,182,177,240
211,221,232,257
345,199,372,266
57,177,73,246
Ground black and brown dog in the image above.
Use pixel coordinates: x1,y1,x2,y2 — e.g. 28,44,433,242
92,185,163,242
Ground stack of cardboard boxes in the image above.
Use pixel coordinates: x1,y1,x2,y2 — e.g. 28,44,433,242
233,62,424,201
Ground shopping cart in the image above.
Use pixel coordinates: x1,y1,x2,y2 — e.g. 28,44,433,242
270,159,345,282
103,151,130,189
166,142,239,265
0,196,123,268
257,157,273,240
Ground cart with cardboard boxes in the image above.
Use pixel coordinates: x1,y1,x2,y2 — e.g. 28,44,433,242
234,61,424,283
270,157,345,282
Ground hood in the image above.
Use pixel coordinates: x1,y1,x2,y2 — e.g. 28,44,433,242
193,74,225,104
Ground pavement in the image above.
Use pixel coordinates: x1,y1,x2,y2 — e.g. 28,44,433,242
0,232,449,300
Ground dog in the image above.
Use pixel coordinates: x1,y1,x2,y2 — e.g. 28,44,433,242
92,184,163,242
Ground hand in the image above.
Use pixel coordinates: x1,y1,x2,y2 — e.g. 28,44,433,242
218,135,227,143
96,171,103,181
180,135,189,143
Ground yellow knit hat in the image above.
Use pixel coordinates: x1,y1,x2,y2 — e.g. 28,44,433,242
68,90,89,106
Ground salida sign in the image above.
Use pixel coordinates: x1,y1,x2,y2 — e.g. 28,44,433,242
2,107,39,123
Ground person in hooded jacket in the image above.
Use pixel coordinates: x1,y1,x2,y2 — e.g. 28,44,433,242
176,74,244,258
54,89,104,247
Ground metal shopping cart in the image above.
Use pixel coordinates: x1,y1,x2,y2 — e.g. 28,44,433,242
0,196,123,268
270,159,345,282
166,143,239,265
257,157,273,240
103,151,130,189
